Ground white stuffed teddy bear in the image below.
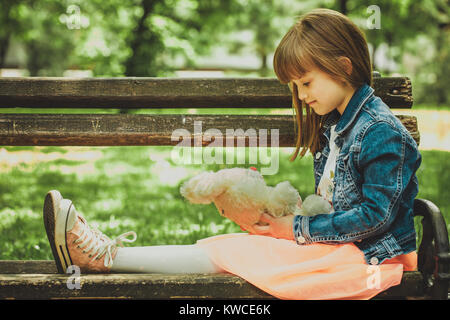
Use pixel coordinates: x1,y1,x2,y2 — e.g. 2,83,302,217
180,167,332,231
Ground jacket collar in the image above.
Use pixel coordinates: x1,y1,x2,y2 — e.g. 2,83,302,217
334,83,374,134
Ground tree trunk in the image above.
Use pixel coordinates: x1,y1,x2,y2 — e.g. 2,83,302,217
0,0,13,69
259,52,269,77
26,42,40,76
124,0,159,77
435,25,449,105
0,35,10,69
121,0,161,114
371,44,378,72
384,31,394,74
338,0,348,15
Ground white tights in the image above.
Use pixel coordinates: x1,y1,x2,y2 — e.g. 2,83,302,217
110,244,224,274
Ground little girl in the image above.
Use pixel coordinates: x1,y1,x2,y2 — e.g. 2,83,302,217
43,9,421,299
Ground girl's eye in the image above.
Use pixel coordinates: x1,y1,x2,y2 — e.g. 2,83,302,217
303,82,310,87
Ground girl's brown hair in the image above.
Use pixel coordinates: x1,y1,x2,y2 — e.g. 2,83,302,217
273,8,372,160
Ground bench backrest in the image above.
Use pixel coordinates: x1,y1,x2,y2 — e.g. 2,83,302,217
0,76,418,147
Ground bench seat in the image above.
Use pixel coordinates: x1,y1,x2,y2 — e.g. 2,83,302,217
0,260,426,300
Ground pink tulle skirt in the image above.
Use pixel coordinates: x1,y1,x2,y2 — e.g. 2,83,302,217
196,233,417,300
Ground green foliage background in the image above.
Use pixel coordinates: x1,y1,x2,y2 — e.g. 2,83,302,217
1,0,449,104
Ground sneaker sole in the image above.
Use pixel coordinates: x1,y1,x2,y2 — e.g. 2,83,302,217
43,190,73,274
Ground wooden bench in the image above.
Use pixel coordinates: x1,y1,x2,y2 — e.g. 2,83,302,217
0,74,448,300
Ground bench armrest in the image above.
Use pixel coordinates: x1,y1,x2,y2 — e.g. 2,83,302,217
414,198,450,299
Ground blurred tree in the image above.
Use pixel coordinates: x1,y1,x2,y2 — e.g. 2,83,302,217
331,0,449,105
230,0,291,77
70,0,244,77
0,0,87,75
0,0,17,68
417,0,449,105
223,0,319,76
123,0,165,77
1,0,245,77
23,0,78,76
1,0,448,105
337,0,348,15
353,0,440,72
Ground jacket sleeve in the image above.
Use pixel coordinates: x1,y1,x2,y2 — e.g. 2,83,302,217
293,121,418,244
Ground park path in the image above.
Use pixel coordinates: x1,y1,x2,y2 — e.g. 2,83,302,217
392,109,450,151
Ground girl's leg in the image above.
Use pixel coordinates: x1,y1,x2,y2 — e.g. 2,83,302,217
43,190,223,274
111,244,224,274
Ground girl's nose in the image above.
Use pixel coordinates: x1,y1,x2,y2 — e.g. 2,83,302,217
298,90,307,101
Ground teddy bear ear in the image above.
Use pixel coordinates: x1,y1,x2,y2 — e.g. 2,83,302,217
180,171,226,204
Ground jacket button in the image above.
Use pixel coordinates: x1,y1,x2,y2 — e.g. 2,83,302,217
297,236,306,244
370,257,379,265
315,152,321,160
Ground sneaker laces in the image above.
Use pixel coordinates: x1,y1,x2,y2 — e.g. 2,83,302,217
74,219,137,268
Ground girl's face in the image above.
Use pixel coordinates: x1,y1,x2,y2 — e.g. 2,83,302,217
291,67,355,115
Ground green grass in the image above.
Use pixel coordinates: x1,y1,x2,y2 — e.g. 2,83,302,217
0,145,448,260
412,104,450,111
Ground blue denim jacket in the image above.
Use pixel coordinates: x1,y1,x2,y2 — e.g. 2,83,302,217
293,83,422,265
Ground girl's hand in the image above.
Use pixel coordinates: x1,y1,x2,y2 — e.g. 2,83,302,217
248,214,295,241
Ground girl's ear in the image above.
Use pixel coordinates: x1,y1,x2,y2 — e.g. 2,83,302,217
338,56,353,76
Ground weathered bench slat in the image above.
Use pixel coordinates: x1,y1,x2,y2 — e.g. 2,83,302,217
0,114,420,146
0,260,58,274
0,261,425,299
0,77,412,109
0,273,273,300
